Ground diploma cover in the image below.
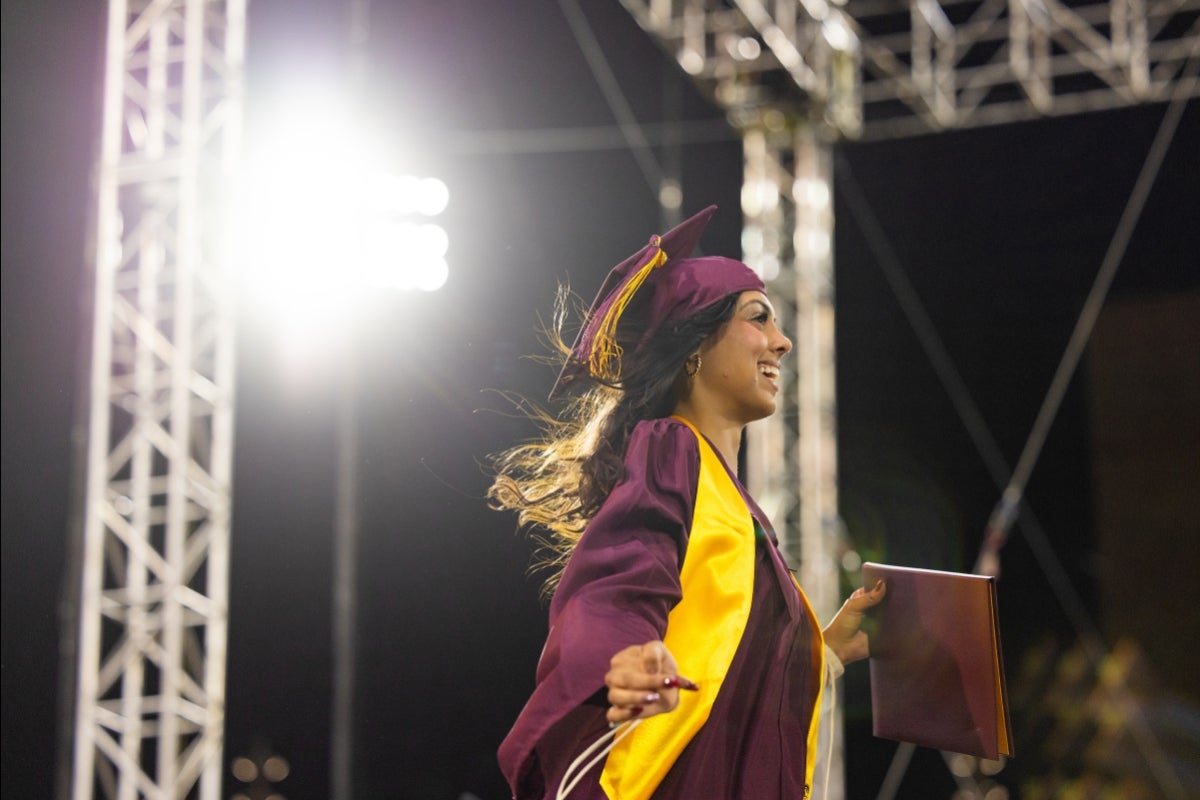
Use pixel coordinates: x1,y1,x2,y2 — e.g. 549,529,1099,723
863,562,1013,759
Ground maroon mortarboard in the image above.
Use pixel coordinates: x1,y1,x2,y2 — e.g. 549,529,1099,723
550,205,764,399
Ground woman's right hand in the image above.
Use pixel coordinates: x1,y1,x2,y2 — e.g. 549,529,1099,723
822,578,887,665
604,640,698,724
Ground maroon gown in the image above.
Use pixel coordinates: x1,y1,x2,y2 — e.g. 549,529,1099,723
498,418,823,800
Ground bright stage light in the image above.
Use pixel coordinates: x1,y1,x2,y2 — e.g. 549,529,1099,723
229,93,451,359
365,174,449,217
364,220,449,292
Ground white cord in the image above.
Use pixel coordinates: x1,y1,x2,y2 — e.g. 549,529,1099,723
556,719,642,800
557,648,842,800
821,663,837,800
817,645,845,800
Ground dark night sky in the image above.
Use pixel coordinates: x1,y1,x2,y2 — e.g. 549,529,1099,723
3,2,1198,799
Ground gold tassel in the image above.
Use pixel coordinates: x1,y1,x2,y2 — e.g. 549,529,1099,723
588,244,668,382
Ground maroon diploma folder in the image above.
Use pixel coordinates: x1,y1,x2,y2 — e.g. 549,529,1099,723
862,562,1013,759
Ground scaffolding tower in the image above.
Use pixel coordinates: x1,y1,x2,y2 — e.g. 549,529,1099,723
621,0,1198,796
69,2,245,799
66,0,1196,798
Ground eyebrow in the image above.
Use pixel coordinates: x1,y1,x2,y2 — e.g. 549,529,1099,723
739,298,774,317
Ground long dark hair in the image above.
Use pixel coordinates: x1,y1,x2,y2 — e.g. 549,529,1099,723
488,287,739,596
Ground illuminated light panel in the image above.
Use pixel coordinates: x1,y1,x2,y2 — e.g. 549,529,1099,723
229,90,452,359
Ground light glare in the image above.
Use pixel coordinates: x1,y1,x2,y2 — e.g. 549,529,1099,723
418,178,450,216
231,758,257,783
679,50,704,75
364,222,450,292
760,255,781,282
230,97,452,360
823,15,856,52
659,179,683,211
740,180,779,216
735,37,762,60
793,177,831,210
262,756,291,783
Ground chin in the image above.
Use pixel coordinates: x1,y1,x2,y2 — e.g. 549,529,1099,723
749,401,777,421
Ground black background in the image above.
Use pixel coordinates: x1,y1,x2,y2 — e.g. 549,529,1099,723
4,2,1197,799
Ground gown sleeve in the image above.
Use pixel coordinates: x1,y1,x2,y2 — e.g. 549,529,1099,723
498,418,700,799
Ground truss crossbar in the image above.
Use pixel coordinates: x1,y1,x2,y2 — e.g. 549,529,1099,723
71,2,244,799
620,0,1199,139
622,3,1195,799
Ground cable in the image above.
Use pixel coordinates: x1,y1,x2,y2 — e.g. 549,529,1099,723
833,158,1105,645
557,0,666,199
837,61,1196,799
981,58,1199,558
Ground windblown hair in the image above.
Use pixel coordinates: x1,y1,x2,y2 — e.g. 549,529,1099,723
488,287,739,597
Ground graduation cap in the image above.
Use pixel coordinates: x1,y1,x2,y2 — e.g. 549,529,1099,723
550,205,764,399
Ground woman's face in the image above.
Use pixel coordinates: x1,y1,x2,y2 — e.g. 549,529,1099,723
686,291,792,425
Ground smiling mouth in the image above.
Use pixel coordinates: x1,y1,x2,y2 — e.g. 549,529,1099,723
759,364,780,380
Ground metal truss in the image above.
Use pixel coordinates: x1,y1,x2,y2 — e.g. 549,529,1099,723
71,2,245,799
621,0,866,135
849,0,1200,138
621,0,1200,671
739,117,848,798
620,0,1200,139
739,120,841,619
622,2,1195,798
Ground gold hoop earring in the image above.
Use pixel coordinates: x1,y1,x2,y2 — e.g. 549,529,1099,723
685,354,702,377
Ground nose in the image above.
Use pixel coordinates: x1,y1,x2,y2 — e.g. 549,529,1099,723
772,322,792,356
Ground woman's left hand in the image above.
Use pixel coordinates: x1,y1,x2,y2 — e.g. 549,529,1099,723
822,579,887,666
604,640,697,724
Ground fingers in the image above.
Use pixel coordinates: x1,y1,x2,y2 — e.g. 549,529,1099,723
846,579,887,610
604,641,698,723
823,580,888,665
867,578,887,604
604,686,665,723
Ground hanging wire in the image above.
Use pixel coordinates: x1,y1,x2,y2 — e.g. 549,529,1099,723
838,61,1197,796
977,59,1200,568
488,10,1196,793
557,0,665,199
833,158,1105,647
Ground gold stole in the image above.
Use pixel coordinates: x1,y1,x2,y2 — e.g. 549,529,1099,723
599,416,825,798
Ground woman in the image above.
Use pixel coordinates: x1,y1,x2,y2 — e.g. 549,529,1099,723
490,206,886,800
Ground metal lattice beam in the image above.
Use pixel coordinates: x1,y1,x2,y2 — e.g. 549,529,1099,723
850,0,1200,138
620,0,1200,139
739,115,847,799
622,2,1195,798
621,0,866,135
71,2,244,799
738,119,840,613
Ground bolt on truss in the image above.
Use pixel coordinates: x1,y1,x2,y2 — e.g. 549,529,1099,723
71,2,245,799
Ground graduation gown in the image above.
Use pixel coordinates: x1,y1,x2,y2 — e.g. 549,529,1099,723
498,416,825,800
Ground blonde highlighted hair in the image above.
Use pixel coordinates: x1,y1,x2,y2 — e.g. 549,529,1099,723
487,286,740,597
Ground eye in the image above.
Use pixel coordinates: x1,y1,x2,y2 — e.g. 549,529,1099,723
751,311,770,325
